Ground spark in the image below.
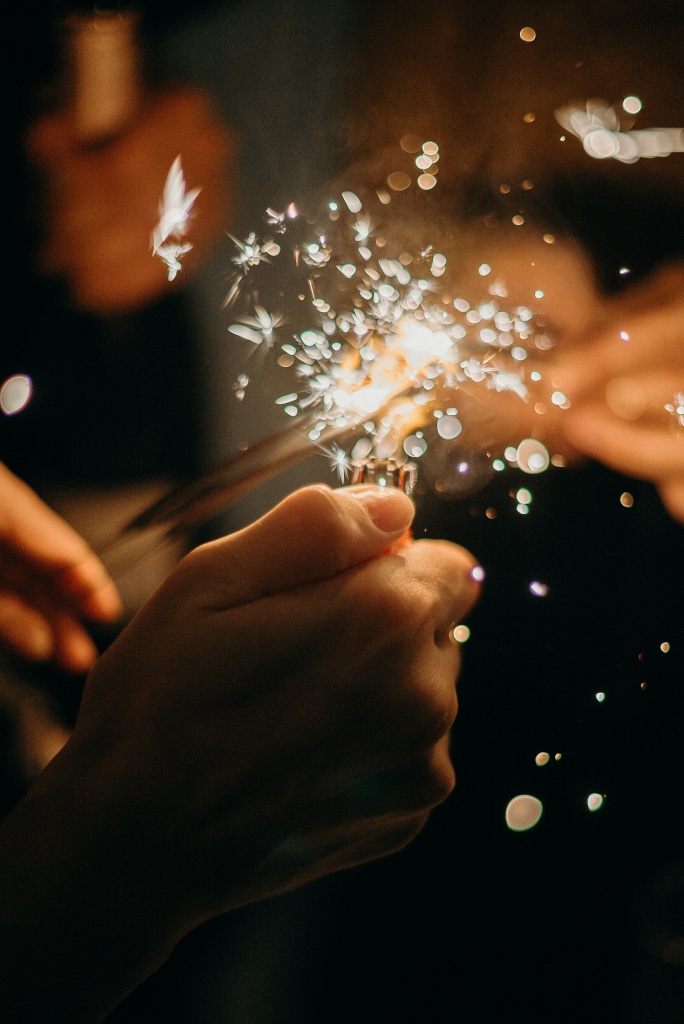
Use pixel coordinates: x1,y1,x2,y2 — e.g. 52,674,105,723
664,391,684,428
228,306,284,347
154,241,192,282
326,444,352,482
152,156,200,279
222,145,558,487
224,233,282,307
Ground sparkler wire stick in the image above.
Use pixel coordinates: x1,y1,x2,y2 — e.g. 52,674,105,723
98,417,352,563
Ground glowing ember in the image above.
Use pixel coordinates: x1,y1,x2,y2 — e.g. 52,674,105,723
152,156,201,280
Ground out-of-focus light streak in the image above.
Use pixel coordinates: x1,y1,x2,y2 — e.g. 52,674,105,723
152,156,201,280
555,100,684,163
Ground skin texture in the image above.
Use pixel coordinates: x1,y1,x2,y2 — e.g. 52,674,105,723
0,483,480,1023
557,262,684,523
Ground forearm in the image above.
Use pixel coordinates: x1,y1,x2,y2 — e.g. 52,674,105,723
0,739,188,1024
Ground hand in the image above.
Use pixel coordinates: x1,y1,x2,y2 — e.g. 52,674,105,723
27,88,235,313
0,484,480,1021
557,263,684,522
432,230,606,458
0,463,122,672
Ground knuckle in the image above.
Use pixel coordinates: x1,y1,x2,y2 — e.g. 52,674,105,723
368,576,437,641
415,688,458,749
402,668,459,750
382,814,430,855
409,753,456,810
278,486,350,575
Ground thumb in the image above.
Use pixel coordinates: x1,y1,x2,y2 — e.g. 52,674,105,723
182,484,415,608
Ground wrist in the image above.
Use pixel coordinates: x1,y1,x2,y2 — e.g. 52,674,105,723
0,736,192,1022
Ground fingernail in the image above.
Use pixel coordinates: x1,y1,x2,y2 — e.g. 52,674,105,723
351,486,415,534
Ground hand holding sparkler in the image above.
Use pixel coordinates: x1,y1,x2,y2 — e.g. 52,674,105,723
558,262,684,522
0,483,480,1021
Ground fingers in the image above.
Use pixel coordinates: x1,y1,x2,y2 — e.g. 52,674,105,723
558,262,684,399
0,592,99,672
659,478,684,524
564,408,677,477
50,614,101,674
179,484,417,608
562,365,684,489
0,464,121,668
199,535,475,777
0,592,55,662
339,735,456,818
0,466,121,625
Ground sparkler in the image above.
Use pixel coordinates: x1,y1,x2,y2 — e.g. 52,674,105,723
221,175,556,491
127,142,562,551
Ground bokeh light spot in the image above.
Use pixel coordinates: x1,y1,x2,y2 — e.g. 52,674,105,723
436,415,462,440
517,438,550,475
622,96,642,114
387,171,412,191
451,624,471,643
506,794,543,831
417,173,437,191
400,134,423,153
0,374,32,416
